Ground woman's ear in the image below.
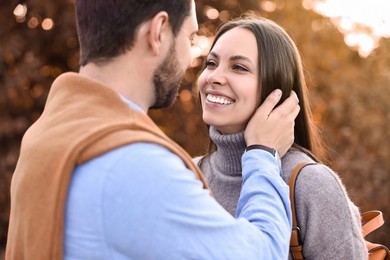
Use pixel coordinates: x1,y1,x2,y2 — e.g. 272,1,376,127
148,11,170,56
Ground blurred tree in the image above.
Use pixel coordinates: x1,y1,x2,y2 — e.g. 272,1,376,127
1,0,79,255
1,0,389,255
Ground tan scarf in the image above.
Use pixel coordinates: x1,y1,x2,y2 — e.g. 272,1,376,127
6,72,208,259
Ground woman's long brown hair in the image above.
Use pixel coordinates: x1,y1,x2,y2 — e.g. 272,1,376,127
203,16,326,162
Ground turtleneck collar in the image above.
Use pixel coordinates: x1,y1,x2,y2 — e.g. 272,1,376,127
209,126,246,175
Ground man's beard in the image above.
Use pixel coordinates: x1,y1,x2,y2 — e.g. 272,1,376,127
150,44,185,109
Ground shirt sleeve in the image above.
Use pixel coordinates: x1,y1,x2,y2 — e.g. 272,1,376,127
65,143,292,259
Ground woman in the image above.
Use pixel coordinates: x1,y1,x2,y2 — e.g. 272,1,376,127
196,17,367,259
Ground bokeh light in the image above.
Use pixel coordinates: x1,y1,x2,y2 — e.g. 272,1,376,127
260,1,277,12
13,4,27,22
27,17,39,29
41,18,54,30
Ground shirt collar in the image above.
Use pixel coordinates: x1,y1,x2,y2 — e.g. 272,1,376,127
119,95,146,114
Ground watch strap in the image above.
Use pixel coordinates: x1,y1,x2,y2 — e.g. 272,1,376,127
246,144,276,156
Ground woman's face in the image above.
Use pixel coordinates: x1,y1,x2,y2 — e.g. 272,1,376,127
198,27,259,135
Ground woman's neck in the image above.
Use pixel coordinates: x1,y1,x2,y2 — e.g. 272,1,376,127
208,126,247,175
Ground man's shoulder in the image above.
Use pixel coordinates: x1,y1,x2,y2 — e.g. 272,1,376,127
71,141,197,202
83,142,187,171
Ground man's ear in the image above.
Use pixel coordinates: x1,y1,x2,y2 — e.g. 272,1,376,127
148,11,170,56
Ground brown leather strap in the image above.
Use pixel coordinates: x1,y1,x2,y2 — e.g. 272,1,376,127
289,164,390,260
289,162,317,260
361,211,385,237
362,211,390,260
366,241,390,260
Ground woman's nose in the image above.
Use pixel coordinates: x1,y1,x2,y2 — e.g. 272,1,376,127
207,67,226,86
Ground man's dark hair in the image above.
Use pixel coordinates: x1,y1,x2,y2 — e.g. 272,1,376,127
75,0,191,66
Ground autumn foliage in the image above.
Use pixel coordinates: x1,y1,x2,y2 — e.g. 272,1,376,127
1,0,389,254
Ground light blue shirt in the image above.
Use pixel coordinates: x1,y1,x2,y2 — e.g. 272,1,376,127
64,99,292,259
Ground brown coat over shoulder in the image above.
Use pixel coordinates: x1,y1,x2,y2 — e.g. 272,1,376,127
6,73,208,259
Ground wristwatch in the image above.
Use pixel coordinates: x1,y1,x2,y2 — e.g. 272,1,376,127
246,144,282,168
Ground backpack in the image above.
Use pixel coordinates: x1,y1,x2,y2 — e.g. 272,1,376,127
289,162,390,260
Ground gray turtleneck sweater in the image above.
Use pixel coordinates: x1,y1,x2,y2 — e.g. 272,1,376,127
195,126,367,260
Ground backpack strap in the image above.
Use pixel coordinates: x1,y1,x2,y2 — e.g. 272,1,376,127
289,162,317,260
289,164,390,260
361,211,390,260
361,210,384,237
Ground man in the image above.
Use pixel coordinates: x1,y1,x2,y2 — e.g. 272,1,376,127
6,0,300,259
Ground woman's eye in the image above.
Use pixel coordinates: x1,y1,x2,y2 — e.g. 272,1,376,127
205,60,217,68
232,64,248,72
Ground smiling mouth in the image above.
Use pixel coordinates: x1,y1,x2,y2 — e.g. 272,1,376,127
206,94,235,105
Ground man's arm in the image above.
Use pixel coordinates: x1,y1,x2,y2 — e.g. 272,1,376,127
245,89,300,156
110,144,290,259
65,143,290,259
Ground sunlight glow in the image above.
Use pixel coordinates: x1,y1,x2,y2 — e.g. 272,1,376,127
344,33,376,57
308,0,390,57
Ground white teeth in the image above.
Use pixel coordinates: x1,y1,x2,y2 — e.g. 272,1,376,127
206,94,234,105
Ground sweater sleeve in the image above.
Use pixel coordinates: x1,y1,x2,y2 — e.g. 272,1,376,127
65,143,291,259
294,164,368,260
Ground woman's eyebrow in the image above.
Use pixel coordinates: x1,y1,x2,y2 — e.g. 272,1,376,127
230,55,254,66
208,51,219,59
208,52,254,67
